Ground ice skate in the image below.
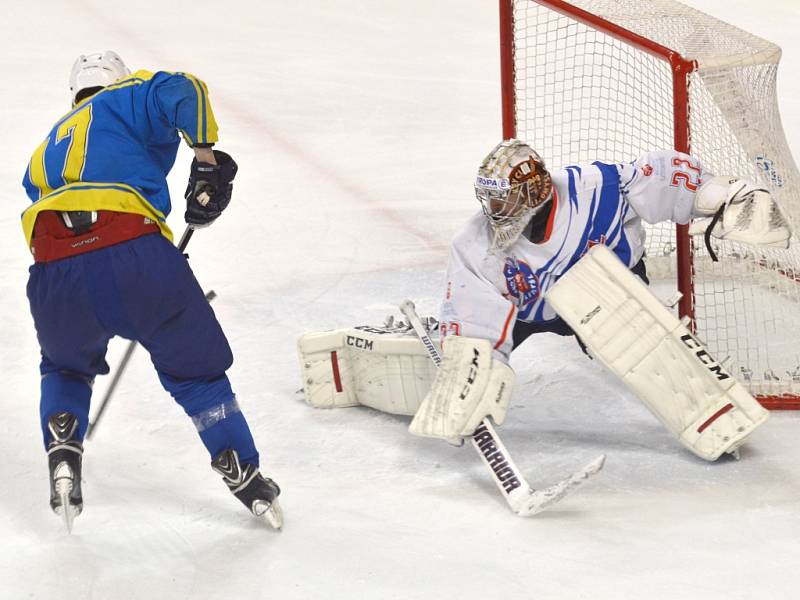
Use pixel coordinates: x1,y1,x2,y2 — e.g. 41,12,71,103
211,449,282,530
46,412,84,533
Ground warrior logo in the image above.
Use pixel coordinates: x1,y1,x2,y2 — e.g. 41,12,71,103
472,424,522,493
503,258,540,307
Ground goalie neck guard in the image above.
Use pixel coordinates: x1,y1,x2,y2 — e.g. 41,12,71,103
475,139,553,249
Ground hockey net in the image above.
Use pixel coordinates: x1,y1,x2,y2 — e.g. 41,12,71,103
501,0,800,408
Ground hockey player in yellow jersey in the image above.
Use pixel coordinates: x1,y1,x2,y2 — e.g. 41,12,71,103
22,51,282,531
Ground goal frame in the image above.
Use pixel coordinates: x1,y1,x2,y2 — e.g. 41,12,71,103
497,0,799,409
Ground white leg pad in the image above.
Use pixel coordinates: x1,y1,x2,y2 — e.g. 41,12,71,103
297,327,440,416
545,245,769,461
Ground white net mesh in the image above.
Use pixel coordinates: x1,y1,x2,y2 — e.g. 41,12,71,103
511,0,800,400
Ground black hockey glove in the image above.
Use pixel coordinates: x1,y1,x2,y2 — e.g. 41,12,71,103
184,150,238,227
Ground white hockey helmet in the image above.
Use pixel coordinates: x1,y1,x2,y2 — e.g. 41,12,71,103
69,50,130,104
475,139,553,249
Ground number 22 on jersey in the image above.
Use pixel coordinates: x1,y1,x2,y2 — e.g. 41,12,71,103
27,104,94,199
670,156,702,192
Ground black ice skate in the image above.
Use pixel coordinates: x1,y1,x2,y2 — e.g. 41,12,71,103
46,412,84,533
211,448,283,530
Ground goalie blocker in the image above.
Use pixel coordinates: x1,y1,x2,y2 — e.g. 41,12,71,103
545,244,769,461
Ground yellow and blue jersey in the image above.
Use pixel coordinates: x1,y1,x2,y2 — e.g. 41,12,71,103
21,69,219,246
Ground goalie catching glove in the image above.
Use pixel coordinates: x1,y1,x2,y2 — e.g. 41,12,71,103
184,150,238,227
409,336,514,444
689,176,792,254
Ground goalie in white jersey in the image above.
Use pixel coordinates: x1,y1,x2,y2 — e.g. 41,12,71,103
299,139,789,462
447,141,752,349
412,139,787,459
443,140,685,354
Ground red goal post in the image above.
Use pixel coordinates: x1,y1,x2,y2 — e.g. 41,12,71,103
499,0,800,409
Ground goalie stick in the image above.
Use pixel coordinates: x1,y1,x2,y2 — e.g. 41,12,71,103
399,300,606,516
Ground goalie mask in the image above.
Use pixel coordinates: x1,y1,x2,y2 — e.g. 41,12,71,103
475,139,553,249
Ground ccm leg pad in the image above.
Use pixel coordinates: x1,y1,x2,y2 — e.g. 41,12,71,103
545,244,769,461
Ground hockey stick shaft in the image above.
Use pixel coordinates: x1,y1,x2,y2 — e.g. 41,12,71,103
86,226,213,439
398,300,533,508
85,340,136,439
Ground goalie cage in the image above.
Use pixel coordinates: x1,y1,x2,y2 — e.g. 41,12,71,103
500,0,800,408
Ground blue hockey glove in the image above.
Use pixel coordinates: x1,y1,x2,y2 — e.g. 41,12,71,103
184,150,238,227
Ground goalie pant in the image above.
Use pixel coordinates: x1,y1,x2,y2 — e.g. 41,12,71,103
27,233,261,465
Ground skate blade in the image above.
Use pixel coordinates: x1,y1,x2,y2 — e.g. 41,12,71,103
56,491,79,533
52,465,79,534
253,498,284,530
53,481,78,534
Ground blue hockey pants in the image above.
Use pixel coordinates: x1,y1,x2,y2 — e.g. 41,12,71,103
26,233,259,466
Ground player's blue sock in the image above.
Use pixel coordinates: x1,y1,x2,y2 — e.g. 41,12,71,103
39,371,92,448
159,373,260,466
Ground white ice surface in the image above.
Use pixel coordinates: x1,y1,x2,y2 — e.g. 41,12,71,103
1,1,799,599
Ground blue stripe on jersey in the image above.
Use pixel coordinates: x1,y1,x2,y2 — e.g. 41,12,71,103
563,162,624,274
569,188,600,268
530,167,584,297
565,166,581,209
615,227,632,265
594,162,633,265
621,162,637,188
590,162,622,239
606,203,633,265
528,168,589,321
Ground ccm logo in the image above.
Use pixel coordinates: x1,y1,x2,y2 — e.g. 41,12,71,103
345,335,374,351
680,334,730,381
459,348,480,400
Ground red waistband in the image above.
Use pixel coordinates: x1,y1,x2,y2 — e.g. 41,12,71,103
31,210,161,263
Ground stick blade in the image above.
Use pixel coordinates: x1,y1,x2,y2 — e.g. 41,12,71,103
511,454,606,517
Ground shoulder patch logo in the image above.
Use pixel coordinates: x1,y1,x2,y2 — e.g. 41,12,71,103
584,234,607,256
503,258,540,307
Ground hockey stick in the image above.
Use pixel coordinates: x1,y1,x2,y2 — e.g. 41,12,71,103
86,226,215,439
399,300,606,516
